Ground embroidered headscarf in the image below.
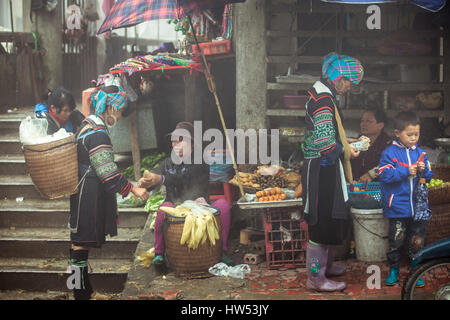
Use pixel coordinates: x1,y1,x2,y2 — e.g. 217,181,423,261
91,87,128,116
322,52,364,85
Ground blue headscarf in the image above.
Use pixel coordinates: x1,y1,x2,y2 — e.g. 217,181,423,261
91,87,128,116
322,52,364,85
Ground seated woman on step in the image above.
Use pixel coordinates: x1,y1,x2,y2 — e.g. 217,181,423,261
137,121,233,266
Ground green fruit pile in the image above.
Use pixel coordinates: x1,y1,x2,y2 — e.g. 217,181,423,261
426,179,450,188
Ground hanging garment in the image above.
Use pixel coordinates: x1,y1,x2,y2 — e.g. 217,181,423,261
66,4,83,30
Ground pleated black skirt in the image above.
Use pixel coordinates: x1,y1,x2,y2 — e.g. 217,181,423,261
308,164,348,245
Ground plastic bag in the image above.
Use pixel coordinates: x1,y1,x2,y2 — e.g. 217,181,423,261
19,116,48,145
208,262,251,279
179,200,217,215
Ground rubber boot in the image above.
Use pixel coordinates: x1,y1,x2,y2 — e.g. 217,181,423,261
385,267,399,286
69,249,93,300
411,260,425,288
306,242,346,292
326,245,346,277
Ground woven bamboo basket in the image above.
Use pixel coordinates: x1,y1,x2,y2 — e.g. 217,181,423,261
426,203,450,245
22,135,79,200
431,164,450,181
425,164,450,244
164,211,222,277
428,164,450,205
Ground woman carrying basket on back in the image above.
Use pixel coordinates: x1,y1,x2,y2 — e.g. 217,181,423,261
69,85,149,300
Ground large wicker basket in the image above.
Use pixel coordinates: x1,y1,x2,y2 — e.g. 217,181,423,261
23,135,79,200
164,212,222,278
426,203,450,245
426,164,450,244
428,164,450,205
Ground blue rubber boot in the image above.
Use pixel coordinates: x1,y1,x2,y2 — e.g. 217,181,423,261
411,260,425,288
385,267,399,286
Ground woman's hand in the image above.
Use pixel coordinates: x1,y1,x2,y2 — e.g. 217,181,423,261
347,137,358,143
137,173,162,188
350,147,360,159
132,186,149,201
359,173,373,183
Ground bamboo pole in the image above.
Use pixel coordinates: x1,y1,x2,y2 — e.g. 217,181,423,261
187,15,246,202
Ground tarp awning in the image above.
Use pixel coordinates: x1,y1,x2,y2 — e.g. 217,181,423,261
320,0,447,12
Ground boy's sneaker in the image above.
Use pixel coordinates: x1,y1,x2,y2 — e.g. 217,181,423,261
385,267,399,286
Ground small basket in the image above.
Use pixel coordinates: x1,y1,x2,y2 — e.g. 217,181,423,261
347,182,382,209
23,135,79,200
164,210,222,277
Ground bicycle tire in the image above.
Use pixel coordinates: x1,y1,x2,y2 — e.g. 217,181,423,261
401,257,450,300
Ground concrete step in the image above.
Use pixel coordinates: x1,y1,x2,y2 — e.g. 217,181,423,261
0,257,132,293
0,199,149,228
0,135,23,155
0,175,42,200
0,155,27,175
0,227,142,259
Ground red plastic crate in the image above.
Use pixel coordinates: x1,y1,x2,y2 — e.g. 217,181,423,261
263,207,309,269
192,40,231,56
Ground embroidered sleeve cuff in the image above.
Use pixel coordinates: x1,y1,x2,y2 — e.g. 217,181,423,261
119,182,133,197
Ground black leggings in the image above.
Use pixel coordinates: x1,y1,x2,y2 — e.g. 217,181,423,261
69,249,93,300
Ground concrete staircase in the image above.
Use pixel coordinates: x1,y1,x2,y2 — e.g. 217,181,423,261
0,109,147,297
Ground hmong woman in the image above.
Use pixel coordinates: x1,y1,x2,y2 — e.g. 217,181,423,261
69,85,149,300
301,52,364,292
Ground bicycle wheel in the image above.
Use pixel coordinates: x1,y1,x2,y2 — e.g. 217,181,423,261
402,257,450,300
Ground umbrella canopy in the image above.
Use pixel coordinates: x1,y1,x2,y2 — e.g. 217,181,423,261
320,0,447,12
97,0,181,35
97,0,245,35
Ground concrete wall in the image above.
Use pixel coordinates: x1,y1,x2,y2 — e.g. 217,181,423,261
23,1,63,91
235,0,267,130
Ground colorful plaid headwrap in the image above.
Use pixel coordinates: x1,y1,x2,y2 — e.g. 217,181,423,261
322,52,364,85
91,88,128,116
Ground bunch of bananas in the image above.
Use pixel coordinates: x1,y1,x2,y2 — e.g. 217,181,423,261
159,206,220,249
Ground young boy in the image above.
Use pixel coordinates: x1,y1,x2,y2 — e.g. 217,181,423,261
378,111,433,287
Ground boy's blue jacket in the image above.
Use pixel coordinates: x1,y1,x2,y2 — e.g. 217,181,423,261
378,140,434,219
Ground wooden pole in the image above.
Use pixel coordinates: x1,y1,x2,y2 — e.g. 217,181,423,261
129,102,142,181
187,15,246,202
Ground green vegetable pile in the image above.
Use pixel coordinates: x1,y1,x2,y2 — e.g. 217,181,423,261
118,194,145,208
122,152,166,180
144,192,166,213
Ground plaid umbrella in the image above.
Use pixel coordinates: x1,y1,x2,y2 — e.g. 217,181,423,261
97,0,245,34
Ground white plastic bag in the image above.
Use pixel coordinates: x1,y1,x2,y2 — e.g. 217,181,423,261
179,200,217,215
19,116,48,145
208,262,251,279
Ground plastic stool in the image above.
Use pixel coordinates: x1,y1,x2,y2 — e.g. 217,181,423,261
209,182,236,204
